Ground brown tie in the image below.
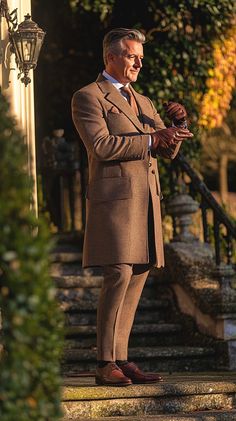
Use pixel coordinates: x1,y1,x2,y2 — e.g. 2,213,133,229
120,86,139,116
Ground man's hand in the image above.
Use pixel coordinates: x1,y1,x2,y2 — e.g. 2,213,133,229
151,127,193,152
163,101,187,122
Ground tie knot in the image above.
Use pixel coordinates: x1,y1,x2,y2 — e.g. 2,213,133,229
120,85,131,96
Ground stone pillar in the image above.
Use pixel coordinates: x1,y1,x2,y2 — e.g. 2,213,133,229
166,193,199,242
0,0,38,213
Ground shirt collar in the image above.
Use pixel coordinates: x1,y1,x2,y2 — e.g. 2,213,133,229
102,70,129,90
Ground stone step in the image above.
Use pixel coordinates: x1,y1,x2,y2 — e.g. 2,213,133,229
53,274,157,289
63,346,215,362
54,275,104,288
57,285,159,305
65,323,181,335
51,251,82,263
62,346,216,374
63,411,236,421
57,287,101,303
59,297,170,313
64,310,166,326
62,356,216,375
51,263,95,277
61,374,236,419
64,323,182,348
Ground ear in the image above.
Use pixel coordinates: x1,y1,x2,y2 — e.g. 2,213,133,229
107,52,116,63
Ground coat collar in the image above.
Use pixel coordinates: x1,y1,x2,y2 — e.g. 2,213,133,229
96,74,147,133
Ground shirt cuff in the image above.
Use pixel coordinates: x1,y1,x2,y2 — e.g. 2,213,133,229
148,135,152,150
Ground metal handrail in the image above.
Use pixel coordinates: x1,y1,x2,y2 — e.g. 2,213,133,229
176,153,236,238
170,152,236,266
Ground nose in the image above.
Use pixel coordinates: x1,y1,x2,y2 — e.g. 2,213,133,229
134,57,142,68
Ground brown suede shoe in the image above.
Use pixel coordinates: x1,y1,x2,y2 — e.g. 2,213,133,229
119,362,163,384
95,362,132,386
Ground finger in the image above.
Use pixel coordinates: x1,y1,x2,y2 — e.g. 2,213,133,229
166,103,179,110
177,129,192,135
178,131,193,136
166,102,178,109
167,105,187,118
174,109,187,117
171,108,186,116
175,130,193,138
178,133,194,139
174,135,191,142
167,105,180,115
173,113,187,121
167,103,185,112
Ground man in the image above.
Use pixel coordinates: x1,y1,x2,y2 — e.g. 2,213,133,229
72,28,193,386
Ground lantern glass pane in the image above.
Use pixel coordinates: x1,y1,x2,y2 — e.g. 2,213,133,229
34,37,43,61
13,38,23,62
22,39,34,62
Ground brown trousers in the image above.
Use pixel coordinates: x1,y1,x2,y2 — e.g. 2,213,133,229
97,195,155,361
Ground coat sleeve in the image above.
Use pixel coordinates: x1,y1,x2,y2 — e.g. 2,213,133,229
148,98,182,160
72,90,150,162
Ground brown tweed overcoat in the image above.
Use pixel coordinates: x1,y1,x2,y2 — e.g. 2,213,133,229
72,74,181,268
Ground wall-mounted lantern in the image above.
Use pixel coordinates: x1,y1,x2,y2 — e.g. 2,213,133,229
0,0,45,86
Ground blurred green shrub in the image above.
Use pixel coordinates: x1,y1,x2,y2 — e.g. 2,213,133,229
0,93,64,421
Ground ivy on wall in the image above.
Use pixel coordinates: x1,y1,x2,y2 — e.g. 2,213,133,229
69,0,235,157
0,93,64,421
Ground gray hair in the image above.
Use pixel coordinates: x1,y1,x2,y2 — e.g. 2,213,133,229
103,28,146,65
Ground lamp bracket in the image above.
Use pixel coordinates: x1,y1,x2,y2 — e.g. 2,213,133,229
8,8,18,31
0,1,18,32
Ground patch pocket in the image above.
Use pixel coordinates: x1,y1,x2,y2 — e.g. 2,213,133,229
86,177,131,202
102,163,122,178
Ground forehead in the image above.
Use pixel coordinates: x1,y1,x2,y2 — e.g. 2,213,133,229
121,39,144,55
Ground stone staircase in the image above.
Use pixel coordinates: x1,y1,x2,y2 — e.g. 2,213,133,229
61,374,236,420
51,244,236,420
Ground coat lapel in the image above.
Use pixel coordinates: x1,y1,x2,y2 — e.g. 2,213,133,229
96,74,147,133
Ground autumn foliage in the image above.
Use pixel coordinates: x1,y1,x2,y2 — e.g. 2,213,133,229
199,23,236,129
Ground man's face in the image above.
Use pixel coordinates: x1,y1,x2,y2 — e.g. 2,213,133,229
106,39,144,84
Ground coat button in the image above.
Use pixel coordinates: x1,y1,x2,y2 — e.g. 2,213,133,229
151,169,155,174
149,162,152,167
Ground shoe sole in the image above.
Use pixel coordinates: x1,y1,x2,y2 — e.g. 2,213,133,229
95,377,132,387
131,379,164,384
